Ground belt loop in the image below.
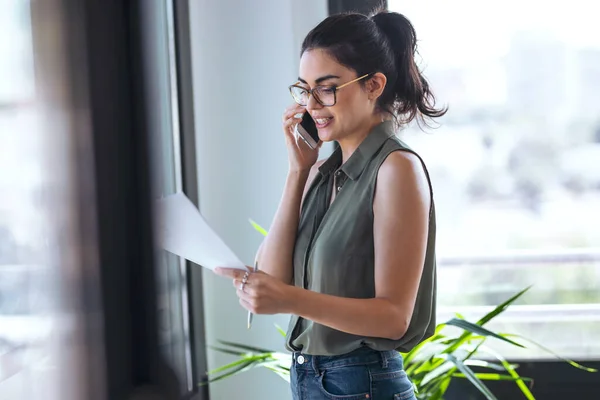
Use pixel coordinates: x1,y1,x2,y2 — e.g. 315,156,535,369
312,354,321,375
380,351,389,368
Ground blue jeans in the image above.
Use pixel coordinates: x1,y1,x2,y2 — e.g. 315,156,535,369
290,346,417,400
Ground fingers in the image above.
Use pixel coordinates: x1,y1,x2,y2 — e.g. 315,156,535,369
233,278,246,290
239,297,253,312
283,113,301,128
282,104,305,122
236,285,255,313
214,267,248,280
282,105,305,139
233,275,266,314
295,133,314,151
232,273,259,291
283,115,302,140
236,287,252,300
233,279,244,291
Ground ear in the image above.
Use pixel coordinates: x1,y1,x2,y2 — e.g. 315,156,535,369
366,72,387,101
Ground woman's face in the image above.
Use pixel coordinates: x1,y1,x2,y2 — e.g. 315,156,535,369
297,49,377,143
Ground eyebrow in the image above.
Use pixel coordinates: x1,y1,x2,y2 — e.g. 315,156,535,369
297,74,341,85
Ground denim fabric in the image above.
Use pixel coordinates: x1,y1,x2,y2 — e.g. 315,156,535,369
290,346,417,400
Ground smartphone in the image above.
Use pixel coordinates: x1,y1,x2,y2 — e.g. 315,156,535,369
295,112,320,149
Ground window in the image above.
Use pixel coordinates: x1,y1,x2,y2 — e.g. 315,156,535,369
0,1,53,397
144,1,206,397
1,1,208,398
0,1,99,398
144,1,193,394
144,1,208,397
388,0,600,360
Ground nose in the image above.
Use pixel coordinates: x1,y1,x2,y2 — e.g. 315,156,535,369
305,92,323,112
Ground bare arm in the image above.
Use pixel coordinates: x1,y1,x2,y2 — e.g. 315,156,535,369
255,104,325,283
256,161,323,284
284,151,431,339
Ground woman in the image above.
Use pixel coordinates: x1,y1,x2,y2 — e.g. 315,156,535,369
215,9,446,400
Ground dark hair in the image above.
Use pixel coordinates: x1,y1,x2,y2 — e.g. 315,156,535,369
301,9,447,128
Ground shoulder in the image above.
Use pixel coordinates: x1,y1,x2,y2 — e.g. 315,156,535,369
378,150,428,186
379,149,423,176
375,150,431,211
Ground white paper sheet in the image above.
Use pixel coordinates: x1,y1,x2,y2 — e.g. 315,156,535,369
155,192,246,271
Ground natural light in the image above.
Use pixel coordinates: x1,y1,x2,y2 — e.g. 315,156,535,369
389,0,600,360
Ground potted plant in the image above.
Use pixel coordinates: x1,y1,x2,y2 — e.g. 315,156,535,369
204,221,596,399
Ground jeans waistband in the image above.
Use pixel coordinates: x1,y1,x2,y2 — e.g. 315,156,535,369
292,346,402,372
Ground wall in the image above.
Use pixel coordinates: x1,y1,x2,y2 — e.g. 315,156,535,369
188,1,328,399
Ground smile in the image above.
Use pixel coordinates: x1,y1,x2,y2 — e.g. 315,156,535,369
314,117,333,128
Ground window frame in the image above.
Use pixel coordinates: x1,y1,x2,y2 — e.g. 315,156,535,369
52,0,177,397
169,0,210,398
146,0,210,397
26,0,210,398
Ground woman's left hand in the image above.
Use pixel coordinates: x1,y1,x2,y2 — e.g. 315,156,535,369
214,267,294,315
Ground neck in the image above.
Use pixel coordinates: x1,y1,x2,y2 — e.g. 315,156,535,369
337,114,387,163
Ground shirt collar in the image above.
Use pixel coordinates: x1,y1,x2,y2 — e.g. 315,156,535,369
318,120,395,180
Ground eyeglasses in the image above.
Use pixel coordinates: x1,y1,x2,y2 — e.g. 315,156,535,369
288,73,371,107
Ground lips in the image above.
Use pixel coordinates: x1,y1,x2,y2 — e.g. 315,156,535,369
313,116,333,128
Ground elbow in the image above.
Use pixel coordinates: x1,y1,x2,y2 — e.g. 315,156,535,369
385,311,410,341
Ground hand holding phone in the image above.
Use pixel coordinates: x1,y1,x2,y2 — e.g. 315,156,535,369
282,105,321,172
294,111,320,149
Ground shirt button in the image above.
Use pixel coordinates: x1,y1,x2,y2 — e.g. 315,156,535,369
335,171,341,176
297,355,305,365
337,186,342,192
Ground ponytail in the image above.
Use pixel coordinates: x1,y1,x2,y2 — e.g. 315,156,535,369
301,10,447,128
371,11,446,126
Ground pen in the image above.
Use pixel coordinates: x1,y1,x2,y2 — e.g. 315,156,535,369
247,260,258,329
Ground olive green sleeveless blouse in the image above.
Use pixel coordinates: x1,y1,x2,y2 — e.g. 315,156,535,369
285,120,437,356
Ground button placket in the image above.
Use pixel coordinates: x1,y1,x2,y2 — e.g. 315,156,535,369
335,170,345,193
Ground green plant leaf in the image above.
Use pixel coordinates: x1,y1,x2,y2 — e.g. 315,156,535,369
206,286,595,400
426,376,452,400
453,373,533,382
206,351,291,384
207,358,262,382
420,361,455,387
403,331,449,365
446,318,525,348
412,355,447,376
248,218,268,236
502,333,598,373
208,345,255,357
478,345,535,400
264,364,291,382
208,353,269,374
477,285,532,326
442,288,531,356
447,354,498,400
216,340,274,354
275,323,287,337
464,359,511,371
